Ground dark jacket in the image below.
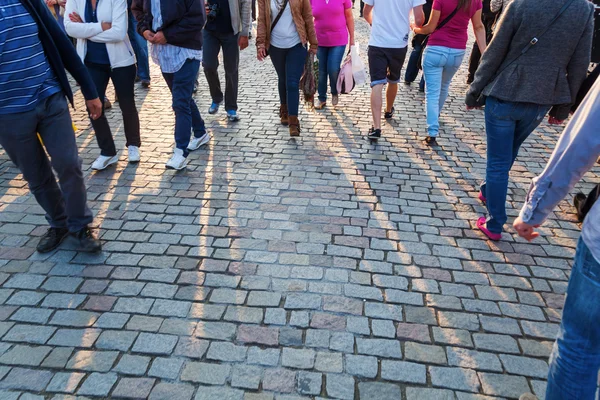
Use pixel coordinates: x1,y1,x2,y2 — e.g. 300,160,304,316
18,0,98,104
467,0,595,120
131,0,205,50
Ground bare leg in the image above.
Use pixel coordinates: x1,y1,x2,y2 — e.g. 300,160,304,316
371,84,384,129
386,83,398,113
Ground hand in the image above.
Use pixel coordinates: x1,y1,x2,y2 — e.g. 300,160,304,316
101,21,112,31
45,0,54,6
151,31,167,44
257,47,267,61
86,98,103,120
309,46,317,56
143,30,155,41
69,12,83,23
239,35,249,50
58,0,66,6
513,217,540,242
548,116,564,125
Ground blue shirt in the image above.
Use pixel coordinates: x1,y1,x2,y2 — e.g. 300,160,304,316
149,0,202,74
0,0,61,115
84,0,110,65
520,77,600,263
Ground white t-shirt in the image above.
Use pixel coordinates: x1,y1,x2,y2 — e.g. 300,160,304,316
364,0,426,48
270,0,301,49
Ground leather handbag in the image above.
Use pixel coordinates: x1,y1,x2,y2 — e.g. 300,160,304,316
417,5,461,70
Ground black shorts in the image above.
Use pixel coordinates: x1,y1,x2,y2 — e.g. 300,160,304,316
367,46,408,87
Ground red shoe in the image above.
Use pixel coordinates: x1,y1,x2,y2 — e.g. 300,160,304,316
476,216,502,241
478,191,487,204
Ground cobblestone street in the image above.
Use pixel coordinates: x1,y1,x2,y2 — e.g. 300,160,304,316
0,10,598,400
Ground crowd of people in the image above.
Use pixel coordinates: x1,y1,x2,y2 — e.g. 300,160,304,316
0,0,599,398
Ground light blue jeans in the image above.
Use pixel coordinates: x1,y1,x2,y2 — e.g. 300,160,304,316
546,238,600,400
422,45,465,137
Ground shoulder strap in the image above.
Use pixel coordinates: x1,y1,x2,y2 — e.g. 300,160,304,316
271,0,289,33
435,4,461,32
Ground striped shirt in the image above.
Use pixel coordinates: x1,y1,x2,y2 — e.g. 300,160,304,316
0,0,61,115
149,0,202,74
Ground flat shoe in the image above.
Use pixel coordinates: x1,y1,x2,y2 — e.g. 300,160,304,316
476,216,502,241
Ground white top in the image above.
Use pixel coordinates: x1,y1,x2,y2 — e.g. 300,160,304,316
150,0,202,74
64,0,136,69
270,0,301,49
364,0,426,49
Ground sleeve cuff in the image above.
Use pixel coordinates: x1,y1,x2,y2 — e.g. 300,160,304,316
520,178,552,225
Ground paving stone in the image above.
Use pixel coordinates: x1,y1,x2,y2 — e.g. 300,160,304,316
207,342,247,362
231,365,263,389
263,368,296,393
0,344,51,366
77,372,117,396
282,348,315,369
446,347,502,372
381,360,426,383
0,367,53,391
478,372,531,398
364,303,403,321
194,385,244,400
3,324,55,344
181,361,231,384
405,342,447,364
429,366,480,392
66,350,118,372
95,330,138,351
396,323,431,343
148,357,184,380
499,354,549,378
345,354,378,378
405,387,455,400
432,327,473,347
46,372,85,393
356,338,402,359
113,354,150,376
112,377,156,399
194,321,236,340
42,347,74,368
297,371,322,395
473,333,519,354
149,382,195,400
132,333,177,355
326,374,354,400
358,382,401,400
405,306,437,325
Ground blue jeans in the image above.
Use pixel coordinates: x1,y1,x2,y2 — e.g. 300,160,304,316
0,93,93,232
422,46,465,137
202,29,240,111
405,44,425,90
482,96,550,233
269,43,308,116
162,59,206,157
128,10,150,82
546,238,600,400
317,45,346,102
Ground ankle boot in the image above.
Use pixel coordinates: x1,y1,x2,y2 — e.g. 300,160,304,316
288,115,300,137
279,104,289,125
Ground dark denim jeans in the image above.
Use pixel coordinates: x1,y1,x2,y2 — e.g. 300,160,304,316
202,29,240,111
546,238,600,400
86,62,141,156
128,9,150,81
269,43,308,116
405,43,425,90
482,96,550,233
0,93,93,232
317,45,346,102
162,59,206,157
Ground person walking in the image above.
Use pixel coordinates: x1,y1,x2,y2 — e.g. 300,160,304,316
65,0,142,171
311,0,355,110
414,0,487,145
203,0,252,121
404,0,433,92
0,0,103,253
466,0,594,240
127,0,151,88
513,76,600,400
132,0,210,170
363,0,425,140
466,0,495,84
256,0,318,136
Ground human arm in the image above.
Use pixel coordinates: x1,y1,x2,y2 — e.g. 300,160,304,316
64,0,106,38
303,0,318,53
344,1,355,45
256,0,267,60
87,0,129,43
515,78,600,240
131,0,153,36
465,0,516,107
363,3,373,25
413,8,439,35
471,9,486,54
548,6,594,121
240,0,252,36
412,4,425,27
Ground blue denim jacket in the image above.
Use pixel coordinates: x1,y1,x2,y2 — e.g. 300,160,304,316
520,76,600,263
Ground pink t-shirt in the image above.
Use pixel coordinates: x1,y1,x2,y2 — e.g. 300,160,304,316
428,0,482,49
310,0,352,47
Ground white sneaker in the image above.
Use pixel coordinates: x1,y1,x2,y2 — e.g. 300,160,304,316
91,155,118,170
128,146,140,163
165,148,188,170
314,99,326,110
332,94,339,106
187,133,210,151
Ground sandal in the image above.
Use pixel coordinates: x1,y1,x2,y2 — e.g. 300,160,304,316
476,216,502,241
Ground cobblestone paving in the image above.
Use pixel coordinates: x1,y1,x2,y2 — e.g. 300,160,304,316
0,11,598,400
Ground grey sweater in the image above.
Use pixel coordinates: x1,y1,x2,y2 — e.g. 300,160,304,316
466,0,595,120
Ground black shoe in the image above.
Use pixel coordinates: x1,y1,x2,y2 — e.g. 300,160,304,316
367,127,381,140
37,227,69,253
384,107,395,119
73,227,102,253
141,80,150,88
419,86,425,93
574,192,587,222
424,136,438,146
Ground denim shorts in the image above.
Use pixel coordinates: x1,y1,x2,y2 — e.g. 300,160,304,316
368,46,408,87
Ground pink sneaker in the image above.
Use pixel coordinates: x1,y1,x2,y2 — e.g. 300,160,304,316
478,191,487,204
476,216,502,241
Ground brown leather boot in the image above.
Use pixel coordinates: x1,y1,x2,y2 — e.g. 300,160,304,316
288,115,300,137
279,104,289,125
